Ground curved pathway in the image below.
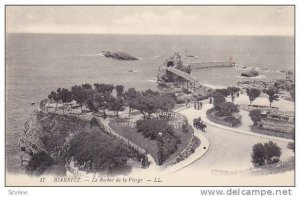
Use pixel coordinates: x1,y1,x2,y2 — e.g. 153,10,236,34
174,102,294,174
161,107,210,174
199,103,292,143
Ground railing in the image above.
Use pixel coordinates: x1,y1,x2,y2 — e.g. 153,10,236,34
160,112,195,169
42,107,147,155
41,101,197,168
161,132,195,169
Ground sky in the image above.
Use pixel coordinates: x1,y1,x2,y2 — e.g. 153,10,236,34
6,6,294,36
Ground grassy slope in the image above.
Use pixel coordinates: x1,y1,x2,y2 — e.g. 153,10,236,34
109,121,193,165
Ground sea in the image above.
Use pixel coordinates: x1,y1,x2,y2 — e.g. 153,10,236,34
5,33,294,173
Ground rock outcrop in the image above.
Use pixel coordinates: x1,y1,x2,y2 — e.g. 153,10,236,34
241,69,259,77
18,111,91,170
237,80,268,90
102,51,139,60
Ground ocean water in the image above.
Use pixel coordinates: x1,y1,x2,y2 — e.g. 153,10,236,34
5,34,294,173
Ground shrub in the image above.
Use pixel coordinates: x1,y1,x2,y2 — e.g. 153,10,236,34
264,141,281,164
249,109,262,126
251,141,281,166
26,151,55,175
136,119,174,140
218,102,239,116
223,116,241,126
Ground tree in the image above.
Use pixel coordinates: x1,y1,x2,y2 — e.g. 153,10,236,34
125,88,139,117
67,131,130,171
59,88,72,114
82,83,92,90
94,83,114,94
156,93,176,115
109,97,125,117
26,151,55,175
131,90,161,118
86,99,98,112
227,86,240,102
115,85,124,97
249,109,262,126
213,92,226,110
246,88,261,105
263,88,279,107
135,95,158,118
71,85,89,110
48,90,60,113
251,141,281,166
215,88,230,97
94,93,114,118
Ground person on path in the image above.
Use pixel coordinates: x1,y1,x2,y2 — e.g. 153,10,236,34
194,101,197,110
185,100,188,108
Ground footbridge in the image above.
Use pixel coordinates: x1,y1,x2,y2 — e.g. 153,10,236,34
164,67,210,92
165,67,200,85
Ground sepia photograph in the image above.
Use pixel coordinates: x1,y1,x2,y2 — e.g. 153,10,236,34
5,5,295,187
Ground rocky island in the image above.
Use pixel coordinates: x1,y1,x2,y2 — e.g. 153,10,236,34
102,51,139,60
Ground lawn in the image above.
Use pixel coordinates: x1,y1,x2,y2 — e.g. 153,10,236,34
109,122,159,162
109,118,194,165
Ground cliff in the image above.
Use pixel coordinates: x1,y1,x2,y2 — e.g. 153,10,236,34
18,111,91,172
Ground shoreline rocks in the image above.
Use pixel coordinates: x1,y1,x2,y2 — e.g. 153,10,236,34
241,69,259,77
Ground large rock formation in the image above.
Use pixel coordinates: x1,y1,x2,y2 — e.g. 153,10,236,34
102,51,139,60
157,52,192,84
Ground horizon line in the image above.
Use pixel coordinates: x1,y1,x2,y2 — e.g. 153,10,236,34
6,32,294,37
